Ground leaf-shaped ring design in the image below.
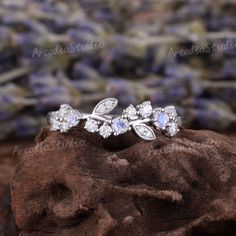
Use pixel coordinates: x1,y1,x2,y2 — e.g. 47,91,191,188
48,98,182,140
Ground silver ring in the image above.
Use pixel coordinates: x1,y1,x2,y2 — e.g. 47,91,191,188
48,98,182,141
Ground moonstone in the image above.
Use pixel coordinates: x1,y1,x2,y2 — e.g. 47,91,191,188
112,118,129,135
66,112,80,126
154,112,169,129
49,105,81,132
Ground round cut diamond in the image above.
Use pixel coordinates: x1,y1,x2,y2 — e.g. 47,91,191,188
138,101,153,118
50,116,61,131
112,117,129,135
57,105,70,119
166,122,178,136
61,122,70,132
165,106,177,119
124,105,137,118
85,119,98,133
60,104,73,110
154,111,170,129
49,110,68,132
99,124,112,138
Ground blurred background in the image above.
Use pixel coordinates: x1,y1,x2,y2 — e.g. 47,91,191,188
0,0,236,235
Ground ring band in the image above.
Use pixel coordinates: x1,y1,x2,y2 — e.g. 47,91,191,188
48,98,182,141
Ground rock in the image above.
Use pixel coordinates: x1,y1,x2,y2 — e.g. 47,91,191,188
0,140,29,236
11,126,236,235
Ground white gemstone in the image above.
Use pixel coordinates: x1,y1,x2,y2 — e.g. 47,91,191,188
97,101,113,112
61,122,69,132
96,104,106,113
145,129,153,138
60,104,72,110
165,106,177,119
166,122,178,136
50,116,60,131
99,124,112,138
124,105,137,118
154,111,170,129
105,100,113,108
112,117,129,135
93,98,118,115
49,112,60,130
49,105,81,132
85,119,98,133
137,126,145,133
138,101,153,118
58,106,69,117
50,120,61,131
134,124,156,140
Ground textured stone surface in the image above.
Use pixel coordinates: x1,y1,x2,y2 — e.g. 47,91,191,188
11,126,236,235
0,139,32,236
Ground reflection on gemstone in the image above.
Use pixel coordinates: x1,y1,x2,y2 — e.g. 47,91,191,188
49,106,81,132
138,101,153,118
154,111,169,129
99,123,112,138
85,119,98,133
112,117,129,135
165,106,177,118
123,104,137,118
134,124,156,140
50,117,61,131
66,112,80,126
166,122,178,136
61,122,69,132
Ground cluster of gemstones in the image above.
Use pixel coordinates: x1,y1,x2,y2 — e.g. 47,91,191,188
49,104,82,133
49,98,180,140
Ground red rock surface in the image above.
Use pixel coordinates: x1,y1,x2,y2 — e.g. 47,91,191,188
10,127,236,235
0,139,33,236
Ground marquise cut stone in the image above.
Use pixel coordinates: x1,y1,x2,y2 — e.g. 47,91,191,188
134,124,156,140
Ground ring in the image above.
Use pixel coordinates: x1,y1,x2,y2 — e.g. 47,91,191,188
48,98,182,141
